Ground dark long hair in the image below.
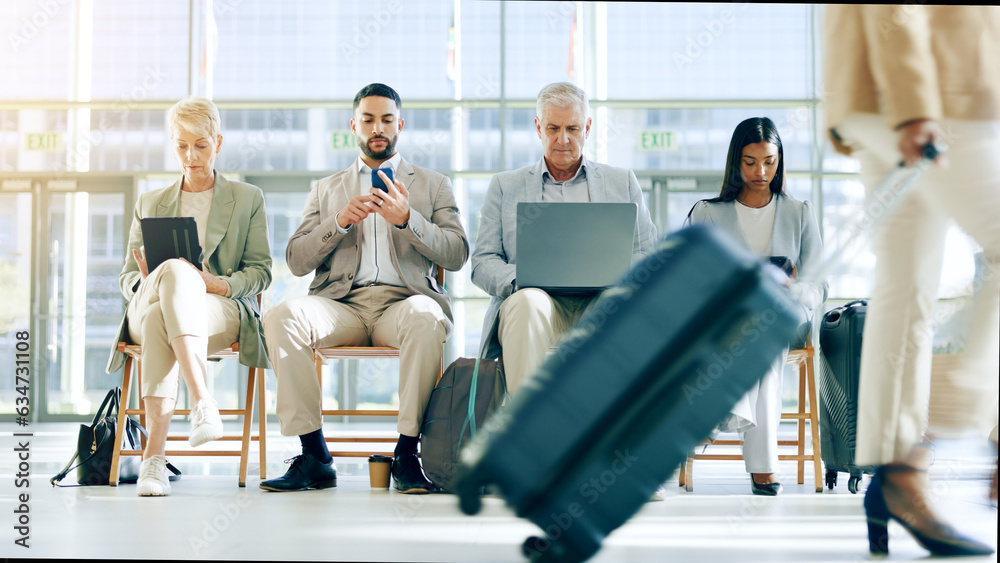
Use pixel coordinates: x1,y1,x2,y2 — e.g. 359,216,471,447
706,117,787,203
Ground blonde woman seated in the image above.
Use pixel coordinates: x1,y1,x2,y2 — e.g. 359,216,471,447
686,117,826,495
105,97,272,496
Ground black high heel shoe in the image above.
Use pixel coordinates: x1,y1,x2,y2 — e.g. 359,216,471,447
865,465,995,556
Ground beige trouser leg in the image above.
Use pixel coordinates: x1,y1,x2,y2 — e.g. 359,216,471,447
264,287,450,438
837,114,1000,466
126,259,241,399
498,288,595,396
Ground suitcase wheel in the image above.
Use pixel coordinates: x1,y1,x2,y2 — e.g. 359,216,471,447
825,470,837,490
848,475,861,494
458,488,483,516
522,536,579,563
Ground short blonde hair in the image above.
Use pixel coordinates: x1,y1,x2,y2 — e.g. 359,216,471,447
536,82,589,119
167,96,221,141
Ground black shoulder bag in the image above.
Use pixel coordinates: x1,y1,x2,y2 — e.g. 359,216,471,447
50,387,179,486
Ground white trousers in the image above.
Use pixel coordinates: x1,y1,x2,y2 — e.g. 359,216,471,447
126,260,241,399
263,286,450,438
836,114,1000,465
721,352,786,474
497,288,595,396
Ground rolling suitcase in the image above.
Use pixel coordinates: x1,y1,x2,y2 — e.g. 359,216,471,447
453,224,804,563
817,299,876,493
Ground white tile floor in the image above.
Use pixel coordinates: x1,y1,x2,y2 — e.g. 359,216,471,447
1,422,996,562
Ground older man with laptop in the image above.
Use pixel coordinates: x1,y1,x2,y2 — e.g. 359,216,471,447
471,82,657,396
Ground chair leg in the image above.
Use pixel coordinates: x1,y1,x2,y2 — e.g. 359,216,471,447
110,356,135,487
237,367,255,487
797,364,807,485
258,363,267,480
806,356,823,492
684,455,694,492
136,360,147,451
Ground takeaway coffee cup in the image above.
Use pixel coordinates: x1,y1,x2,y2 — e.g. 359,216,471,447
368,455,392,489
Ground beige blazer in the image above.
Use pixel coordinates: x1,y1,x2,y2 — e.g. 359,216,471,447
106,172,272,373
284,156,469,321
824,5,1000,155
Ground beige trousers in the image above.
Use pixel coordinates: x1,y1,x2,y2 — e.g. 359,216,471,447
836,114,1000,465
126,259,241,399
263,286,450,437
498,288,597,395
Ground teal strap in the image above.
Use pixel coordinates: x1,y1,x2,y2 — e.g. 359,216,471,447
456,357,482,453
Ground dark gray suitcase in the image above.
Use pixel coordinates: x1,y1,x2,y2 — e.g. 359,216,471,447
453,224,803,562
817,300,876,493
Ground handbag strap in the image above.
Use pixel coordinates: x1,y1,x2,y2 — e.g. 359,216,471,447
456,357,483,453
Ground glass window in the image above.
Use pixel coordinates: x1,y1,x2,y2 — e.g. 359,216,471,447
460,1,501,101
0,0,76,100
45,192,127,415
213,0,456,100
502,1,578,99
89,0,189,101
605,3,813,100
0,193,32,415
89,110,169,172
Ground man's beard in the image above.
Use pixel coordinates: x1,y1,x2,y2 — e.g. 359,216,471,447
358,133,398,161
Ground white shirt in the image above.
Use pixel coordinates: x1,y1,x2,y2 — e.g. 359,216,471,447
179,187,214,270
338,153,407,287
734,195,777,256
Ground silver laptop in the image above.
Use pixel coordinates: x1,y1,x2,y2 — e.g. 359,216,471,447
515,202,638,293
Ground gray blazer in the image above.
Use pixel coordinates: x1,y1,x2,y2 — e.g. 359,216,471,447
688,194,828,324
107,172,273,374
471,157,658,359
285,156,469,321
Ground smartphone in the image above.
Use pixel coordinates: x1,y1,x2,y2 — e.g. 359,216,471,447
768,256,794,276
371,168,393,192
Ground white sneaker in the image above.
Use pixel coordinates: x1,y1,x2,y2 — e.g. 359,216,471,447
189,398,224,447
136,456,171,496
648,485,667,502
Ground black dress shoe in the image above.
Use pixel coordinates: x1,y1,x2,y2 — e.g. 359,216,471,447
259,455,337,492
392,453,435,494
750,478,783,496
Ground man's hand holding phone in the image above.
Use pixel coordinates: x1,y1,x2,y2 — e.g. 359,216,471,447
370,168,411,227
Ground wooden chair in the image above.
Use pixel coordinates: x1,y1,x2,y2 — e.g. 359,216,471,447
678,342,823,493
109,295,267,487
313,266,446,459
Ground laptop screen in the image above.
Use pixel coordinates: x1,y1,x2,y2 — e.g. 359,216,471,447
515,202,637,293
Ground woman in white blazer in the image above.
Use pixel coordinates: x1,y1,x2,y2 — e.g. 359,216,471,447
687,117,826,495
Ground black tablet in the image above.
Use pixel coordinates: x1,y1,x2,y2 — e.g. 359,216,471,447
139,217,204,272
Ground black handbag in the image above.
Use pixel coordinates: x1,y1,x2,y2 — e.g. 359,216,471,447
50,387,179,486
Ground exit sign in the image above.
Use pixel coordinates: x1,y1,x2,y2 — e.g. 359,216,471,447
330,131,354,151
24,132,64,152
638,130,677,151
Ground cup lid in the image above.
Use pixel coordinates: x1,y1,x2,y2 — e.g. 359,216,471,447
368,454,393,462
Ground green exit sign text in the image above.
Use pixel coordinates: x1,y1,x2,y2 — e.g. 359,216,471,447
24,132,64,152
638,130,677,151
330,131,355,150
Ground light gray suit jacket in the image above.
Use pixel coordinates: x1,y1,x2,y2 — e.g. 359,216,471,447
471,157,658,359
688,194,828,327
285,157,469,321
106,172,273,374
